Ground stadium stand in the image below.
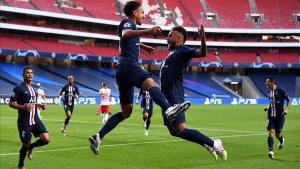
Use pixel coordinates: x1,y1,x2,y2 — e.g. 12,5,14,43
3,0,299,28
206,0,253,28
183,72,236,98
248,73,296,97
256,0,299,29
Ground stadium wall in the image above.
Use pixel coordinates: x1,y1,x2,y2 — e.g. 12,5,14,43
0,96,299,106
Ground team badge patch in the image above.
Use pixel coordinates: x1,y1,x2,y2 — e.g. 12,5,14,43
123,23,131,28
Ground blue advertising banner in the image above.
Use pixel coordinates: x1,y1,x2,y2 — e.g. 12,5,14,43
1,48,300,68
1,95,299,105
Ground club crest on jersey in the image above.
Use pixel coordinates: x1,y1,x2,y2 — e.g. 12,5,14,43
123,23,131,28
29,97,36,103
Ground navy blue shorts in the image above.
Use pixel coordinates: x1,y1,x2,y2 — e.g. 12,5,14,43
162,98,186,126
63,104,74,113
141,99,153,118
116,64,151,105
18,121,48,143
267,116,285,133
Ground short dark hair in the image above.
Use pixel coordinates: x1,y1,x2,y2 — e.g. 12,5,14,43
267,77,276,84
124,1,141,17
22,66,33,74
172,26,188,43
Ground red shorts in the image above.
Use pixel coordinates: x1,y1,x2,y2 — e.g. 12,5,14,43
99,105,110,114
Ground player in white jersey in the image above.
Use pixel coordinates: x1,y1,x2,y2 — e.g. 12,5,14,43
36,83,46,119
97,82,111,123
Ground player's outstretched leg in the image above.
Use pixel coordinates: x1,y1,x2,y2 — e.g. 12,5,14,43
169,126,226,160
213,139,227,160
89,111,127,155
143,79,192,121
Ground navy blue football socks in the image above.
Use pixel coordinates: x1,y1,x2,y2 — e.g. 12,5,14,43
30,139,48,149
18,146,27,167
146,119,151,130
149,87,170,112
177,128,214,147
277,135,284,144
268,136,274,151
99,112,125,140
64,117,70,126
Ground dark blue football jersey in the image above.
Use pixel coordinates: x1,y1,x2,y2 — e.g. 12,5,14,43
10,82,40,125
60,85,80,105
160,45,196,104
117,19,140,65
267,87,290,117
139,89,153,110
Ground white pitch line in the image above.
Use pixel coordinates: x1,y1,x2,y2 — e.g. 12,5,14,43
0,116,265,134
0,133,266,156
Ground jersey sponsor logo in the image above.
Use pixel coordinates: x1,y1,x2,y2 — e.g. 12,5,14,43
123,23,131,28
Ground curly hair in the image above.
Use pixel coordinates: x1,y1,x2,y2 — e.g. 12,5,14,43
124,1,141,17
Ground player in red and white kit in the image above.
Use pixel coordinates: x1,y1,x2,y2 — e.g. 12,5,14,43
36,83,46,119
97,82,111,123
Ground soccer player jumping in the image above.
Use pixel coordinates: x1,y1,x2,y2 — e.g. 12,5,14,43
9,67,50,169
264,77,291,159
89,1,191,155
159,25,227,160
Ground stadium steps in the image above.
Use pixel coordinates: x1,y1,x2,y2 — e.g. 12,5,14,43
199,0,218,28
28,0,40,10
40,66,98,93
82,7,94,18
178,0,197,27
241,76,264,98
199,0,209,11
249,0,258,13
150,72,207,98
91,67,116,78
296,77,300,97
1,0,9,6
211,76,241,98
54,0,68,14
0,75,18,86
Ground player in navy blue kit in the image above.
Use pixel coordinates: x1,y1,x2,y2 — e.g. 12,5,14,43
264,77,291,159
59,76,80,136
89,1,191,155
159,25,227,160
9,67,50,169
137,89,153,136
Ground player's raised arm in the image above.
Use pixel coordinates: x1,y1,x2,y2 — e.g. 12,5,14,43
122,26,161,39
140,43,157,55
192,25,207,58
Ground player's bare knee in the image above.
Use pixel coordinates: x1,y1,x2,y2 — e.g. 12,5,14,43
268,130,274,137
41,133,50,144
143,113,148,119
141,78,159,91
168,124,186,137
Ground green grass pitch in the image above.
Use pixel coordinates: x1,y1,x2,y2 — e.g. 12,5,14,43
0,104,299,169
